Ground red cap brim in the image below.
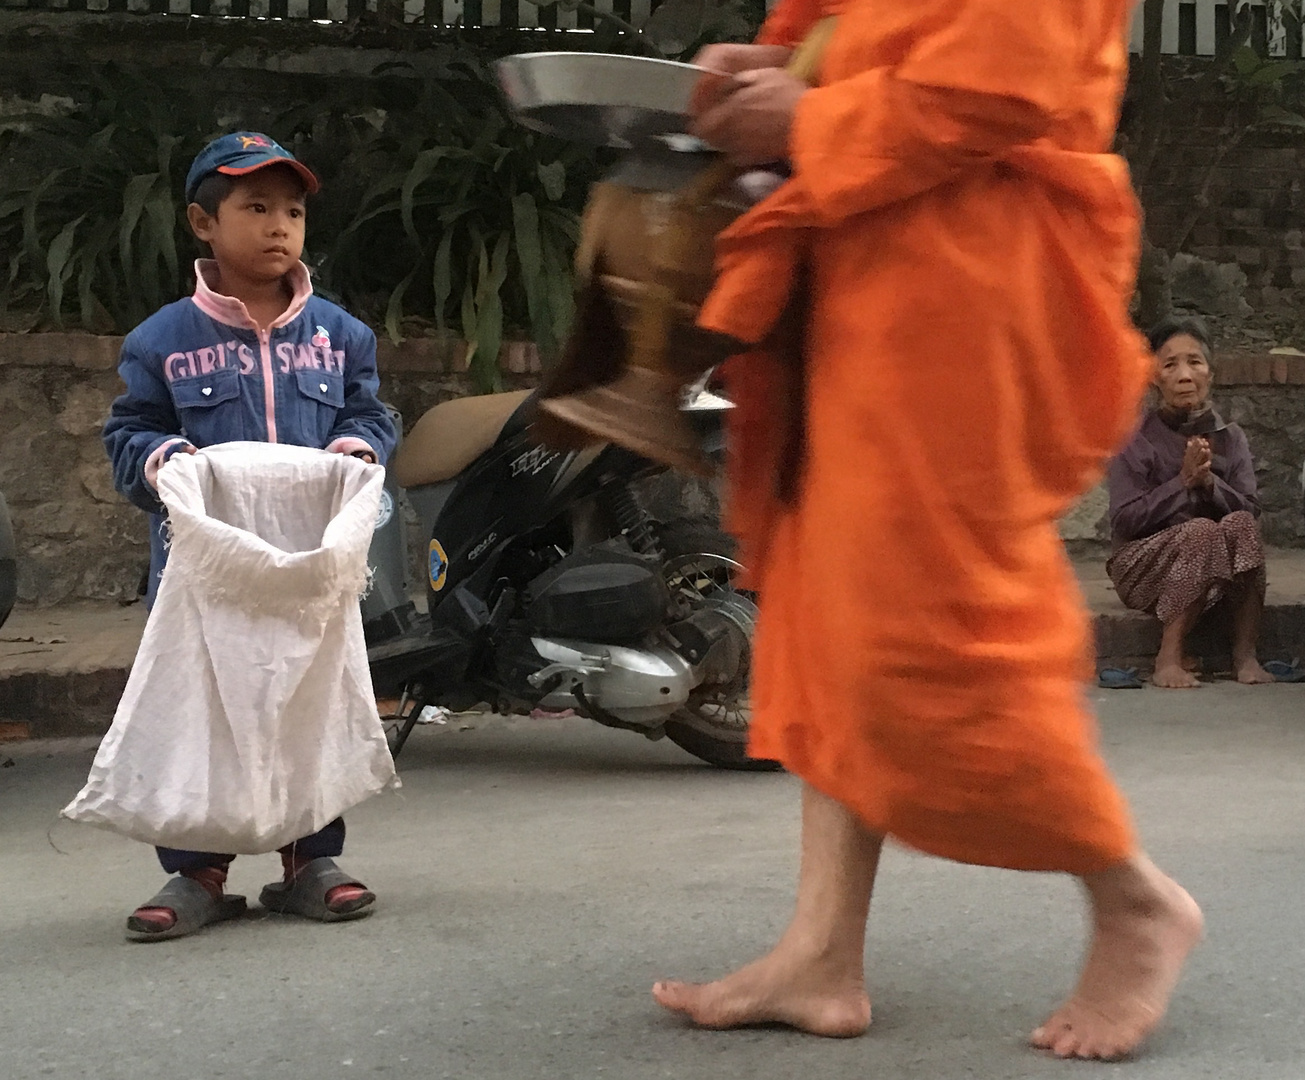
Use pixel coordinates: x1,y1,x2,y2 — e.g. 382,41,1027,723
217,157,320,195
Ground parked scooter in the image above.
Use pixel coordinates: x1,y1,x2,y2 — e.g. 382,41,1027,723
363,381,771,770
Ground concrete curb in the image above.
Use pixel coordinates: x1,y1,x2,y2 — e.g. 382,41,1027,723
1094,603,1305,675
6,606,1305,742
0,669,126,739
0,603,144,741
7,548,1305,741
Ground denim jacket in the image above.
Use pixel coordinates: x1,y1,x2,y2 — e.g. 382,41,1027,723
104,260,396,516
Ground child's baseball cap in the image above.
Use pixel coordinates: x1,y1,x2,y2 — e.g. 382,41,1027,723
184,132,320,205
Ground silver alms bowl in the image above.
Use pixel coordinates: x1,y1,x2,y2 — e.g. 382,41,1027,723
495,52,710,147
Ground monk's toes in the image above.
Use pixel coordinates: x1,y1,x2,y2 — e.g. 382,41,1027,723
1029,1011,1072,1050
1031,1014,1096,1059
653,980,721,1024
653,964,870,1037
1060,1033,1131,1061
1051,1028,1085,1059
652,980,688,1013
1033,1015,1145,1061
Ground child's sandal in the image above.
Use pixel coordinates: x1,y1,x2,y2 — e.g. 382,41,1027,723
125,876,247,942
259,857,375,922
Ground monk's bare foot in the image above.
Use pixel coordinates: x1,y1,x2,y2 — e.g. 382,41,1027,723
653,944,871,1037
1235,658,1276,685
1031,868,1203,1060
1151,662,1200,689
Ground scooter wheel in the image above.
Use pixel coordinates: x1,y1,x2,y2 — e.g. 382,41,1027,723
657,518,780,772
663,711,781,772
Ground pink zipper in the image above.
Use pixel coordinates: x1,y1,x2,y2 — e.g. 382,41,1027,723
190,260,314,446
259,328,279,444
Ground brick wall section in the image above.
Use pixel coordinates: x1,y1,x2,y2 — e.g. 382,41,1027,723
1214,350,1305,547
1212,346,1305,385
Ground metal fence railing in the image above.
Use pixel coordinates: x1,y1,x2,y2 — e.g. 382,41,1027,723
1129,1,1304,57
0,0,1301,52
0,0,659,30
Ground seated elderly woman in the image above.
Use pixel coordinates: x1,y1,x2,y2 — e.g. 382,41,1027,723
1107,316,1272,688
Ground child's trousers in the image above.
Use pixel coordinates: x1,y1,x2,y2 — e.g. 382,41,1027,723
156,818,347,873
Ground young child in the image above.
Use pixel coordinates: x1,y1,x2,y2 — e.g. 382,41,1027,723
103,132,397,942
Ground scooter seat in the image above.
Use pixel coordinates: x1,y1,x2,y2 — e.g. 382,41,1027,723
391,390,534,488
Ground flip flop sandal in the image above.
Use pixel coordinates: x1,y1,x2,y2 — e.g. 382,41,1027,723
259,857,376,923
1264,659,1305,683
1098,667,1146,690
125,875,247,943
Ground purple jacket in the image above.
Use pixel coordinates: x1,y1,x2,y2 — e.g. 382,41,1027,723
1107,409,1259,547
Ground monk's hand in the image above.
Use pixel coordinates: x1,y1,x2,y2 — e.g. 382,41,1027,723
690,44,794,118
690,68,809,167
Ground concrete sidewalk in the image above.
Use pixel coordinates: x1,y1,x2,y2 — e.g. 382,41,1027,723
6,550,1305,740
4,688,1305,1080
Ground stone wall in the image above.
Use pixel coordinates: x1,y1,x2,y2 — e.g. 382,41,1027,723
1142,135,1305,316
6,18,1305,596
0,331,533,605
1133,58,1305,320
0,336,141,604
0,331,720,606
7,330,1302,606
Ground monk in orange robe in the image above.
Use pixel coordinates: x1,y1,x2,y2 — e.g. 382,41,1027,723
651,0,1203,1061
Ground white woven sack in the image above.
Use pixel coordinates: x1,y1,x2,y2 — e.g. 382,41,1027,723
63,442,398,854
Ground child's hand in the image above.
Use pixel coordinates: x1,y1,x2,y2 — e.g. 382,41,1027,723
146,439,197,490
326,439,378,465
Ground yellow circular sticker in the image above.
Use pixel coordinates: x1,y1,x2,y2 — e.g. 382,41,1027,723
428,538,449,592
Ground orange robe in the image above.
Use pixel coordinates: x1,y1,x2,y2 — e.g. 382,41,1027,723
706,0,1150,873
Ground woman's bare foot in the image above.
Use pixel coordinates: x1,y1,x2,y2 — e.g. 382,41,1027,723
1151,662,1200,688
1152,605,1202,688
1235,658,1276,685
653,942,872,1037
1031,862,1204,1060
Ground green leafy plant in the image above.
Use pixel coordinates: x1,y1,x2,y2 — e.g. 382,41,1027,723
0,65,213,332
0,14,773,390
302,61,604,392
0,57,604,393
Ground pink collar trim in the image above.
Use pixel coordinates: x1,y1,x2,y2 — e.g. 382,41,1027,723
190,259,313,331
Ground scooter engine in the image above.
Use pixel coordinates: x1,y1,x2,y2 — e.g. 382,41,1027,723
522,538,668,643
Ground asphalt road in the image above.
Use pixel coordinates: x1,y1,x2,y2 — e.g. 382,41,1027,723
2,683,1303,1080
